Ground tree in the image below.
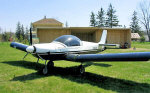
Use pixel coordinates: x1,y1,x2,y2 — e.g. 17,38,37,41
15,22,26,42
105,4,119,28
139,0,150,41
130,11,141,34
90,12,97,27
0,27,2,41
25,26,29,40
2,31,9,42
21,25,25,39
97,7,105,27
15,22,21,40
140,36,145,42
65,21,68,27
0,27,2,34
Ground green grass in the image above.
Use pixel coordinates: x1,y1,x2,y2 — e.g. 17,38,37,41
1,42,150,93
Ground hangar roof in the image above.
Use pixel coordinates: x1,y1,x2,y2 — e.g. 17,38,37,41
32,18,63,25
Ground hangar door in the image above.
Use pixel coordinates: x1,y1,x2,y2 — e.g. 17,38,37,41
71,32,96,42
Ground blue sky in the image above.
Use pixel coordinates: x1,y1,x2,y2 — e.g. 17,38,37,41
0,0,143,32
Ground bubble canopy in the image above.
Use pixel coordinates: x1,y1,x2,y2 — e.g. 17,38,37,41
53,35,81,46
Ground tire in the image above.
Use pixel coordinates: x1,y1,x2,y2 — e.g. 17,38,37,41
77,65,85,75
47,61,54,73
42,66,48,75
47,61,54,68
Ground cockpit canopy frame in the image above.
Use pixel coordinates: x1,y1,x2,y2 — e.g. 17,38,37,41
53,35,82,46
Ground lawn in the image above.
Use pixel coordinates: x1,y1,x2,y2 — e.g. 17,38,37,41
0,42,150,93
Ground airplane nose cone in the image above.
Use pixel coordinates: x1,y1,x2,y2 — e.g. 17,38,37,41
26,46,34,53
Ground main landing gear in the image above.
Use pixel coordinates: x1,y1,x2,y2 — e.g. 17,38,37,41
42,60,85,75
77,64,85,75
42,60,54,75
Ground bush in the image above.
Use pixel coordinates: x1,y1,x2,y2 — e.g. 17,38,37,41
140,36,145,42
23,39,29,44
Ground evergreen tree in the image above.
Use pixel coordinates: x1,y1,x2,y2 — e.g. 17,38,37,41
65,21,68,27
15,22,21,40
0,27,2,34
90,12,97,27
21,25,25,39
0,27,2,41
25,27,29,40
97,8,105,27
2,31,9,42
130,11,141,34
15,22,26,42
105,4,119,28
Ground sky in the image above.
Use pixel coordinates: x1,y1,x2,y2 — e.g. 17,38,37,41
0,0,144,32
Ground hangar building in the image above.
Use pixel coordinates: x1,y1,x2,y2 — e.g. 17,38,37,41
32,17,131,48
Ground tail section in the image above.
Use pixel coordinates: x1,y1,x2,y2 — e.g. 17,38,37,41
98,30,120,48
98,30,107,44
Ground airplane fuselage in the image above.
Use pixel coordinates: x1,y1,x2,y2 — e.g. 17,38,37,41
29,41,103,60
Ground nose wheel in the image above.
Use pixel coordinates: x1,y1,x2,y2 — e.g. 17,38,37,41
42,60,54,75
42,66,48,75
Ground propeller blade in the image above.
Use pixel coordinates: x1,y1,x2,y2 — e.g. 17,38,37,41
30,28,32,45
23,52,29,60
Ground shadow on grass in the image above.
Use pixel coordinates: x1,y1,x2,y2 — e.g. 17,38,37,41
85,62,112,67
2,61,150,93
2,61,44,70
2,60,111,70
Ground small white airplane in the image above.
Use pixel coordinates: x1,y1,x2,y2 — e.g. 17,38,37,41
10,29,150,75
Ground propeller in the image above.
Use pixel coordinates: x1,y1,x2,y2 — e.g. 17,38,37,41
22,27,44,61
23,27,32,60
24,45,44,60
29,27,32,45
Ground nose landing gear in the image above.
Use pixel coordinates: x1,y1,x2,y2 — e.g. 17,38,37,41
42,60,54,75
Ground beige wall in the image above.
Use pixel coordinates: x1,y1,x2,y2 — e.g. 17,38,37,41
37,29,70,43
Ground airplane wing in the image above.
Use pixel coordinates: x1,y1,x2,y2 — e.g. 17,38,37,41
66,52,150,62
10,42,29,52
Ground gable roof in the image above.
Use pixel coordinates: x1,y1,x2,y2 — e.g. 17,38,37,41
131,33,140,39
33,18,63,25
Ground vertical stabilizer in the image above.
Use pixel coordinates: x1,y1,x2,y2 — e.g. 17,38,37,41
98,30,107,44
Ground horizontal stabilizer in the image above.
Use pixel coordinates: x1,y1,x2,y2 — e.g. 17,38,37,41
66,52,150,62
99,44,120,46
10,42,28,52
